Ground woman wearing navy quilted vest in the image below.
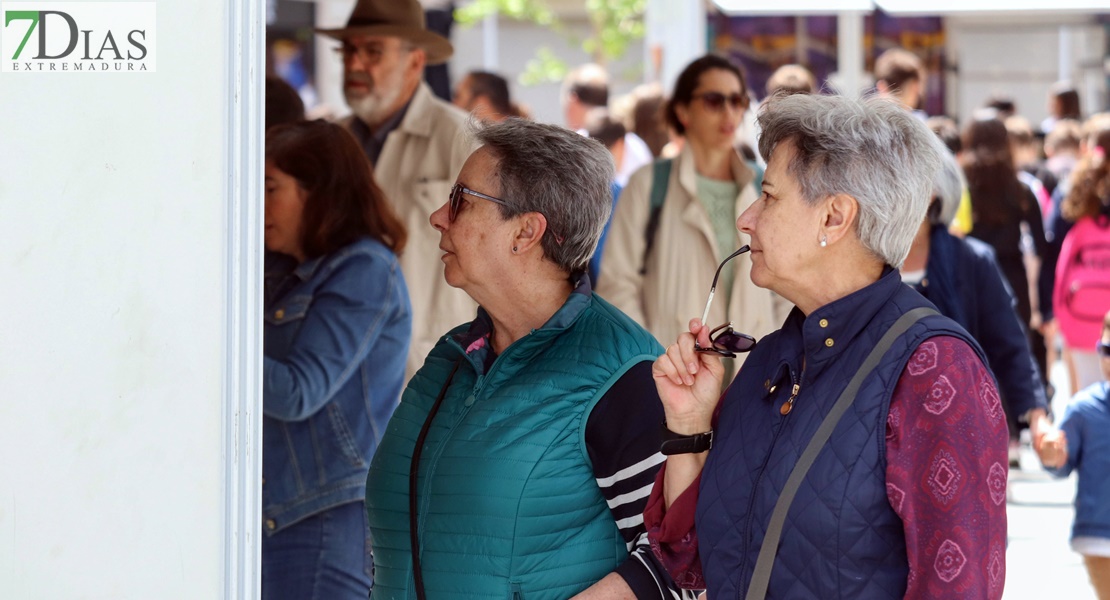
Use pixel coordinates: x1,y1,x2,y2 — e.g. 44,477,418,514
644,94,1009,599
262,120,411,599
365,120,693,599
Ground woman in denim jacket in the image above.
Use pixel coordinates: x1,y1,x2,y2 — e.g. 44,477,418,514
262,120,411,599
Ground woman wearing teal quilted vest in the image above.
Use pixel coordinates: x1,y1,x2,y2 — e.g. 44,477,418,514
365,119,694,599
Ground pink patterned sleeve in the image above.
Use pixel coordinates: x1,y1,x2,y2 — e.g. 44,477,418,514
885,336,1009,600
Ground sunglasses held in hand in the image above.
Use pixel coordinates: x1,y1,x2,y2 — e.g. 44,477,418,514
695,245,758,358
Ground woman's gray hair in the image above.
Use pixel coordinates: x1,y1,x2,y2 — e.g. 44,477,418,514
931,149,966,226
474,118,614,275
757,93,945,268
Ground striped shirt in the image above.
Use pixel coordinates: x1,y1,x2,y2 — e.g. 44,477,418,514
585,360,702,599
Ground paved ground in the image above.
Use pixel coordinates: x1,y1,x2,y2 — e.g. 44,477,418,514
1004,361,1097,599
1006,450,1092,598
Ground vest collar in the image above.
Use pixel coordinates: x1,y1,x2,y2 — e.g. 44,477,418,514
448,274,594,374
782,267,903,369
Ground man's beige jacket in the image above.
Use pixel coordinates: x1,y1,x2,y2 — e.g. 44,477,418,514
346,82,476,380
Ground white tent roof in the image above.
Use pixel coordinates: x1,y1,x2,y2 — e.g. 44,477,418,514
712,0,870,15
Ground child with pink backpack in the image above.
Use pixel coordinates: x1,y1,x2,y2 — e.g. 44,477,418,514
1054,136,1110,391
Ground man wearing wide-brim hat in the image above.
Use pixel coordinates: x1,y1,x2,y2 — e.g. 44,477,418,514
316,0,476,383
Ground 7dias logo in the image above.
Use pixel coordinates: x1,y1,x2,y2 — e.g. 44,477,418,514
2,2,155,73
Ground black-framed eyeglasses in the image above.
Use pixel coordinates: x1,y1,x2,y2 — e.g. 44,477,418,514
1098,341,1110,358
692,91,747,113
449,183,513,222
695,245,757,358
447,183,566,245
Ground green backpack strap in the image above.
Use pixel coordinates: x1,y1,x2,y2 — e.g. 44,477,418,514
745,159,764,192
641,158,673,276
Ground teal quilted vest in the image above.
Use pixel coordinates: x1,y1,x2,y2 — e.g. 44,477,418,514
366,291,663,600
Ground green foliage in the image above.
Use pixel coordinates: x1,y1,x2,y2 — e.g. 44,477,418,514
583,0,645,60
455,0,557,28
518,48,569,86
454,0,646,85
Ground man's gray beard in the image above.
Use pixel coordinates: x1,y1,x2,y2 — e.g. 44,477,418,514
346,88,400,127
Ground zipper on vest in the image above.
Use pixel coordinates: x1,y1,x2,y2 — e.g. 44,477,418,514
779,366,802,416
465,374,485,407
779,383,801,415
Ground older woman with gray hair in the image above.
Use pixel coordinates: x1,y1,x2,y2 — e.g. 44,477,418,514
902,150,1051,454
365,119,692,599
644,94,1009,599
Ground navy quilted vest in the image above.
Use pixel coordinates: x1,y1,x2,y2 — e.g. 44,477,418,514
697,269,986,599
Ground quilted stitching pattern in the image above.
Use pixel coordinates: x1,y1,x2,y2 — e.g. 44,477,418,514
696,277,978,599
367,294,663,599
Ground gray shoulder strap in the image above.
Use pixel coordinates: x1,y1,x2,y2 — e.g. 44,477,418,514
744,307,939,600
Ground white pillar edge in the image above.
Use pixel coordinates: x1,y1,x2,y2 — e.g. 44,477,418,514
483,11,499,70
837,11,865,99
225,0,265,597
1058,24,1073,82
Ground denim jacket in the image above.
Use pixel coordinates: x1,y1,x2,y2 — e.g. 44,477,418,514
262,237,411,535
1048,381,1110,541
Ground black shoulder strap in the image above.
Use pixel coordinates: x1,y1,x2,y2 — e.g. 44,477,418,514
640,158,673,276
410,359,461,600
744,307,940,600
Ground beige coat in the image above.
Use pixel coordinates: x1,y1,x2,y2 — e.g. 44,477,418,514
596,146,784,358
346,83,477,380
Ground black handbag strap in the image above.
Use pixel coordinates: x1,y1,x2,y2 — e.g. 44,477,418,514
744,307,938,600
409,359,461,600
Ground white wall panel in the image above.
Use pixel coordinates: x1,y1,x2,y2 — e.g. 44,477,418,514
0,0,262,597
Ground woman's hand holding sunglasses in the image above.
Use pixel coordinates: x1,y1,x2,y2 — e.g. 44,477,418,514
653,245,757,434
652,318,727,436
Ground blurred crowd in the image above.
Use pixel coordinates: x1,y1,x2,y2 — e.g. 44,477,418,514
260,0,1110,598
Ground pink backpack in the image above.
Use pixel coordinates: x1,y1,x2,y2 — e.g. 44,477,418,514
1054,214,1110,350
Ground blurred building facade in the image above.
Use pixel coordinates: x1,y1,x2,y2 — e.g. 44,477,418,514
267,0,1109,126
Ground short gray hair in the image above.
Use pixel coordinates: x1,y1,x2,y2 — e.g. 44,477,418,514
931,150,966,227
474,119,614,275
757,93,944,268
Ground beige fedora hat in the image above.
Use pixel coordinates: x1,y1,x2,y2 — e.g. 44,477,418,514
316,0,453,65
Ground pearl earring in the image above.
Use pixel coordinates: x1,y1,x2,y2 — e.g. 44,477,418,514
820,236,827,248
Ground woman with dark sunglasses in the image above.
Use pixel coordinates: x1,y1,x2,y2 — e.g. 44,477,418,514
597,54,780,377
365,119,693,599
261,120,410,599
644,94,1009,599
